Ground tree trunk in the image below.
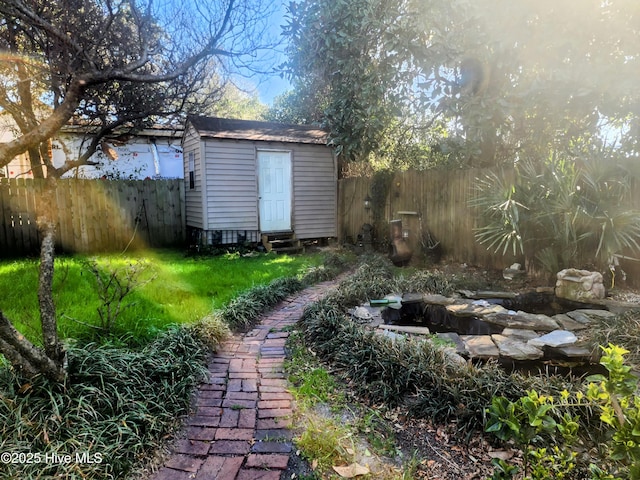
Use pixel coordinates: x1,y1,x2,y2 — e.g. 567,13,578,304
0,310,65,381
0,178,66,382
38,218,65,370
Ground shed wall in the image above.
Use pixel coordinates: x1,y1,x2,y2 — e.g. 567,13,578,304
189,135,337,242
292,144,337,239
204,139,259,231
182,124,203,229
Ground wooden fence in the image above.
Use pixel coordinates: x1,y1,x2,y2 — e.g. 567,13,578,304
339,168,640,285
338,168,518,269
0,178,185,256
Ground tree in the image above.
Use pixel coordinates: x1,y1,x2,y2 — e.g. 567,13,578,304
205,82,268,120
280,0,435,164
0,0,275,381
281,0,640,169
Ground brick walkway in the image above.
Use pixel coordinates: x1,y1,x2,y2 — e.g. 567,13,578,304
150,278,341,480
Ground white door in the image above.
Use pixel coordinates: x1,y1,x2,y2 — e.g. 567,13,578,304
258,151,291,232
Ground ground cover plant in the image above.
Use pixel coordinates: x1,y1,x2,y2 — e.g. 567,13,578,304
0,248,349,479
286,329,419,479
0,326,209,480
295,254,638,477
0,249,322,346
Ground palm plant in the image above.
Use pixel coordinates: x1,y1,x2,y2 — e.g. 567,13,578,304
472,152,640,282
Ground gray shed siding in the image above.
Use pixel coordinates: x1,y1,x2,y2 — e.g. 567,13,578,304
182,124,204,229
184,115,337,244
292,144,337,239
204,140,259,231
199,138,336,239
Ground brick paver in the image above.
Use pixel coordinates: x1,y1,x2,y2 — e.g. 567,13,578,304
149,276,343,480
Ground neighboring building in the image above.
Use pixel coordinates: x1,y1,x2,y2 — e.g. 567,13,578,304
183,116,337,250
0,122,184,179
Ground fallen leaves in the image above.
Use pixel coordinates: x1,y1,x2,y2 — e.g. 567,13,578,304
332,462,370,478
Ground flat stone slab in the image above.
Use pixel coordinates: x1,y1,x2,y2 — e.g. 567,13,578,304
500,328,540,341
436,332,467,355
492,334,544,360
528,330,578,348
402,292,426,304
378,324,431,335
422,294,457,306
567,309,617,324
547,344,597,360
475,291,518,299
461,335,499,359
446,302,508,317
553,313,589,331
601,299,640,314
483,311,559,331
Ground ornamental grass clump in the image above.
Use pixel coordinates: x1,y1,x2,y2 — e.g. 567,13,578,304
219,276,304,331
0,326,208,479
299,258,583,432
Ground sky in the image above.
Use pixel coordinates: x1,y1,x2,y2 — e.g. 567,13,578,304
253,0,292,105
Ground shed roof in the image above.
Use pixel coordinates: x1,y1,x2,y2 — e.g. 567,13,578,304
187,116,328,145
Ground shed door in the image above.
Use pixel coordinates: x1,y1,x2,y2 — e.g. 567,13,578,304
258,151,292,232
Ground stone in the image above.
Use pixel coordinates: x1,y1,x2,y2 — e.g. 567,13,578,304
528,330,578,348
436,332,467,355
555,269,605,301
402,292,425,304
569,309,617,321
475,291,518,299
500,328,540,341
503,264,525,280
536,286,555,294
483,311,560,331
422,294,457,306
548,344,598,361
553,314,589,331
351,306,372,321
441,347,468,368
492,335,544,360
446,302,509,317
461,335,499,359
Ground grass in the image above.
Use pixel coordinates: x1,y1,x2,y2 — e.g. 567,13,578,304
0,249,322,344
0,326,209,479
286,330,417,479
0,249,351,479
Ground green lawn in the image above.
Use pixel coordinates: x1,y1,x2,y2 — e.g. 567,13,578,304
0,249,321,344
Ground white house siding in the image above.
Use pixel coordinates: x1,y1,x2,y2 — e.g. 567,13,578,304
292,144,337,239
204,140,259,233
183,124,203,229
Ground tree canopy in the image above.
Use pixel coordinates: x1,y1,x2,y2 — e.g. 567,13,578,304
278,0,640,169
0,0,276,381
0,0,276,178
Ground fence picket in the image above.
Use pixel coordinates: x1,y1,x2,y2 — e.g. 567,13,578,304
0,179,184,256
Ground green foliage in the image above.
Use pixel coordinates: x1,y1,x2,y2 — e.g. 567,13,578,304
282,0,640,169
485,344,640,479
485,390,581,478
586,345,640,477
472,157,640,276
218,276,304,331
299,258,574,432
82,258,151,337
281,0,437,164
0,326,208,479
0,250,320,345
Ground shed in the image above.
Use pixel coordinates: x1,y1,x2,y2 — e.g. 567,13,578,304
183,116,337,251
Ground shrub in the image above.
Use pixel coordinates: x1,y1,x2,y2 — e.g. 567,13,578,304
299,259,582,433
0,326,208,479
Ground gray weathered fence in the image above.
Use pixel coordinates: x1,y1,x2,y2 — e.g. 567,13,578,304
0,178,185,256
339,168,520,269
